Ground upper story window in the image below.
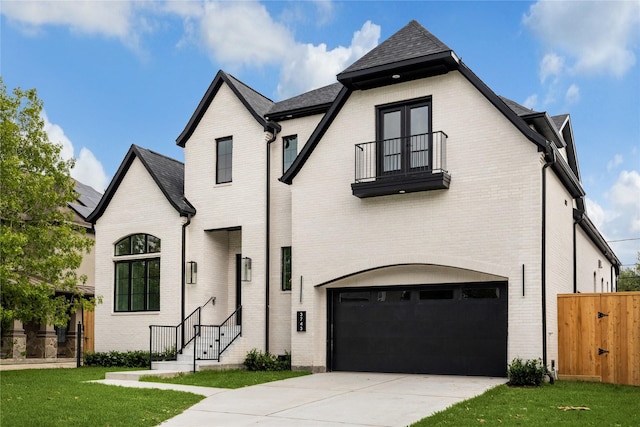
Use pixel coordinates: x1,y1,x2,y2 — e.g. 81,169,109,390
216,137,233,184
114,234,160,312
352,96,449,198
283,135,298,173
378,97,431,174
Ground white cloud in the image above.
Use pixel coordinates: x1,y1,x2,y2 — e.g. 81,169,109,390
2,1,131,37
523,1,640,78
171,1,379,99
565,83,580,104
198,1,293,68
539,52,564,83
588,170,640,266
42,112,109,192
277,20,380,98
607,154,624,172
72,148,109,192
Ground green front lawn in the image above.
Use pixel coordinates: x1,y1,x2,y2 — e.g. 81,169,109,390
0,367,203,427
0,367,310,427
412,381,640,426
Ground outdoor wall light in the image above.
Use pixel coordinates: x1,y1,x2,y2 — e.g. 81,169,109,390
187,261,197,285
241,257,252,282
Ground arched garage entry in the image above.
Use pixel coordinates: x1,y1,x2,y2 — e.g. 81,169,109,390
323,264,508,377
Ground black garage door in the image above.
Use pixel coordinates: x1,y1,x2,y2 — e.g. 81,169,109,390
328,282,507,376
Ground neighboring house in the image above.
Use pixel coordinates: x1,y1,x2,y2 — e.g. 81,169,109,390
88,21,619,376
1,180,101,359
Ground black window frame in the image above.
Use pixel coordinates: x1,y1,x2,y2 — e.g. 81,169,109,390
281,246,292,291
114,234,161,312
283,135,298,173
216,136,233,184
376,97,432,175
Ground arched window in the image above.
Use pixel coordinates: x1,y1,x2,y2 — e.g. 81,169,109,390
114,234,160,312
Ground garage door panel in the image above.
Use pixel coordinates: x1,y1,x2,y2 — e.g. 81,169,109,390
330,283,507,376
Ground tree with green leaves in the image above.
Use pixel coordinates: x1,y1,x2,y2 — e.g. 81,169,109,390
1,78,95,328
618,252,640,292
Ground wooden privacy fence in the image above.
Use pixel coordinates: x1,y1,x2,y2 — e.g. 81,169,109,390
558,292,640,386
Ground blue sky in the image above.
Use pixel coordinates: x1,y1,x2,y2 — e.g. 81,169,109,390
1,0,639,267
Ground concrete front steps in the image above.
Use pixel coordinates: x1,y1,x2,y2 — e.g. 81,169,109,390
151,336,245,372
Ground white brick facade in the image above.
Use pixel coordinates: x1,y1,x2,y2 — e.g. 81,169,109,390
91,21,618,375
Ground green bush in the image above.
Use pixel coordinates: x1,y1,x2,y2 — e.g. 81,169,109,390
243,349,291,371
507,357,546,386
84,350,149,368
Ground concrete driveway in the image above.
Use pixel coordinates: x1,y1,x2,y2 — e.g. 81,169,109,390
159,372,506,427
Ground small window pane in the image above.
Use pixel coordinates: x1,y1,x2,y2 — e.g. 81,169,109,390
419,290,454,300
217,138,233,184
339,291,370,303
147,235,161,253
131,261,146,310
281,247,292,291
115,237,130,256
462,287,500,299
131,234,146,254
283,135,297,172
377,290,411,302
115,263,130,311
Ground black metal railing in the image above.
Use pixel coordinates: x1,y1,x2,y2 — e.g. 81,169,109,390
354,131,448,183
193,306,242,371
149,305,201,368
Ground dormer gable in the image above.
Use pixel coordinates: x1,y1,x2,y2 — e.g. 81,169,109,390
87,145,195,223
176,70,276,147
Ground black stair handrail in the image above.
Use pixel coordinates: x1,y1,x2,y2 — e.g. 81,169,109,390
149,297,214,369
192,306,242,372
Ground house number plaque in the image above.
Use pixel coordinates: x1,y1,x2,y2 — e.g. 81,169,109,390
297,311,306,332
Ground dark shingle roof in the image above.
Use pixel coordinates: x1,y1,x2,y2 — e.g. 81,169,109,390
267,83,343,119
86,145,195,223
68,180,102,221
551,114,569,131
133,146,194,215
226,73,275,119
340,20,452,74
499,96,538,117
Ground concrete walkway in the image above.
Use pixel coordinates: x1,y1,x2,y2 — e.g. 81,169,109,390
147,372,506,427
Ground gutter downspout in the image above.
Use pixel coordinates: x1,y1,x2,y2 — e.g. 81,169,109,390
572,209,584,294
181,214,192,349
541,145,555,370
265,124,278,353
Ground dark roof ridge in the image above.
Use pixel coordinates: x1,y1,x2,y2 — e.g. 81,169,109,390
226,73,274,104
177,70,276,147
267,82,344,119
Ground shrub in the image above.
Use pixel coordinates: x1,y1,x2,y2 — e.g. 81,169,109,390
507,357,546,386
244,349,291,371
84,350,149,368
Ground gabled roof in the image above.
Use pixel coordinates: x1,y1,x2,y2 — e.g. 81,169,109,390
87,145,195,223
338,20,458,90
267,82,343,121
281,20,585,202
176,70,276,147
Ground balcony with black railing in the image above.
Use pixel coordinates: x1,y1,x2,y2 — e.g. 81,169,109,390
351,131,450,198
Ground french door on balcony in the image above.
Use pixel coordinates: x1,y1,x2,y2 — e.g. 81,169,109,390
378,98,432,175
